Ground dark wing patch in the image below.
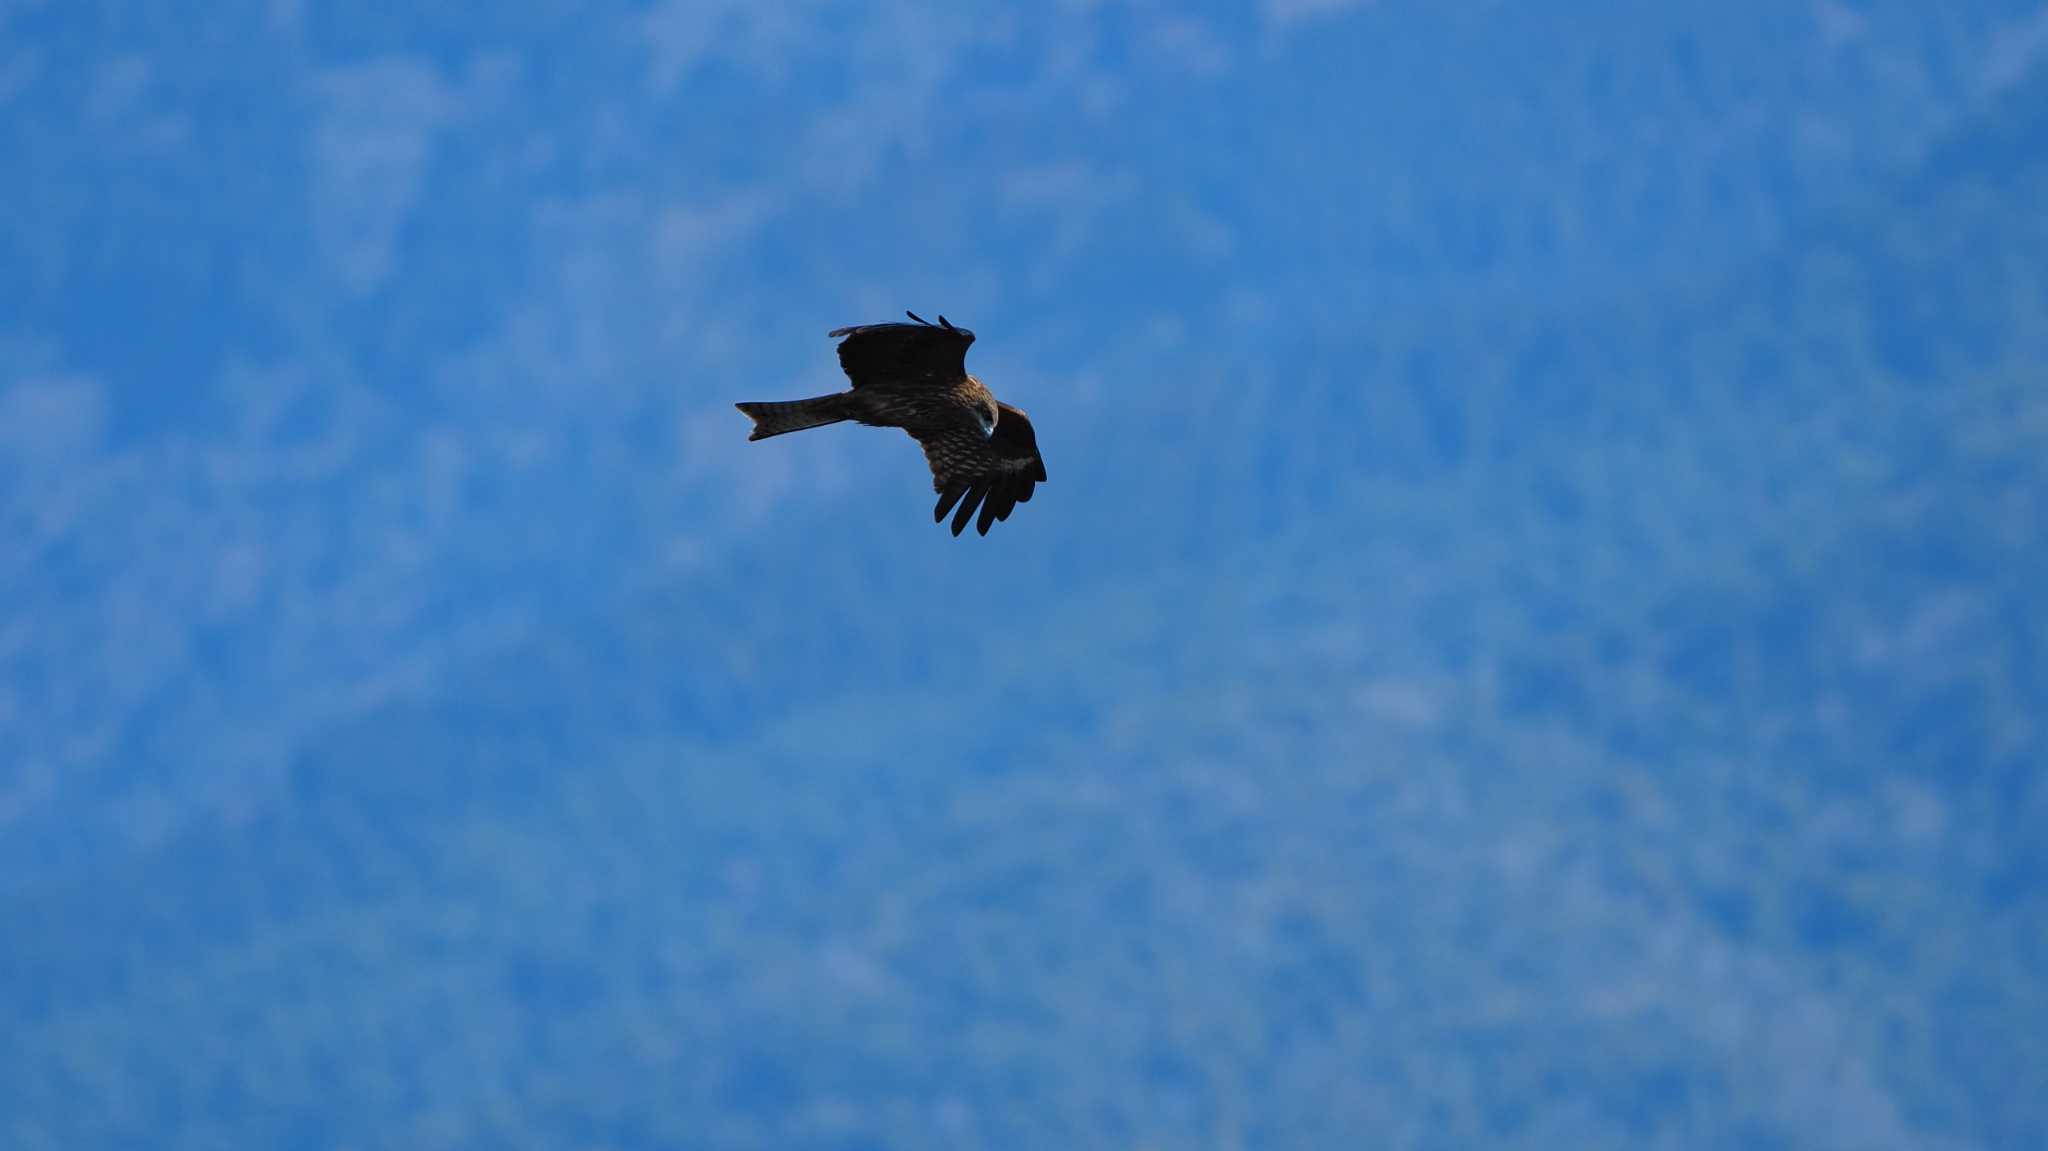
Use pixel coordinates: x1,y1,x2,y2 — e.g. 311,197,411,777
828,311,976,391
914,404,1047,536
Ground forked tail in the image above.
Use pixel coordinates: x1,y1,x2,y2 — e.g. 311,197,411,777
735,394,854,441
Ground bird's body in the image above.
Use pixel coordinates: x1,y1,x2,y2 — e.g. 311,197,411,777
736,312,1047,536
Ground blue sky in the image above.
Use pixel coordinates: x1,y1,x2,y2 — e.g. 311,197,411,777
4,3,2047,1148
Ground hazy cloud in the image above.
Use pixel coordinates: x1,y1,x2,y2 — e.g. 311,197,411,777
311,57,461,296
1983,4,2048,94
1147,13,1232,77
796,3,1010,196
0,374,105,472
654,187,785,278
1262,0,1373,31
1000,160,1137,271
641,0,820,92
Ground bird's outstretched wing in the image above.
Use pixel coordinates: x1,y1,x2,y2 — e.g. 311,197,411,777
830,311,975,390
915,404,1048,536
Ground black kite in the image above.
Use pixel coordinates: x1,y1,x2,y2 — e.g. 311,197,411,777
736,312,1048,536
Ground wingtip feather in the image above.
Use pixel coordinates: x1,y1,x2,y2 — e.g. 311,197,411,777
949,484,985,536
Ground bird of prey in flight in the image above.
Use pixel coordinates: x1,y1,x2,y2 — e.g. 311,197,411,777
736,312,1048,536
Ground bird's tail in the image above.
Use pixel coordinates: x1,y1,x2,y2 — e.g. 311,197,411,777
735,394,854,441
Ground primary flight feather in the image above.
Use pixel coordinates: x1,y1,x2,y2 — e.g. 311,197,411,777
735,312,1048,536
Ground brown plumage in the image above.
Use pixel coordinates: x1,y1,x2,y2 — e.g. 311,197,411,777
736,312,1048,536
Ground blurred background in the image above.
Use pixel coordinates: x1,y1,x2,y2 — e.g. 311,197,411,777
3,2,2045,1148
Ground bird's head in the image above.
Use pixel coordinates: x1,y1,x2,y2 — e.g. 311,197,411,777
971,383,998,439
